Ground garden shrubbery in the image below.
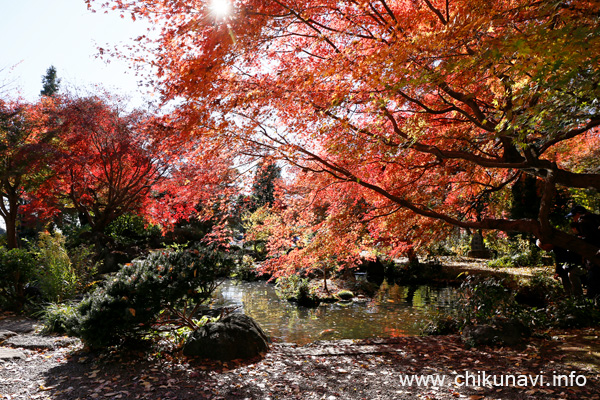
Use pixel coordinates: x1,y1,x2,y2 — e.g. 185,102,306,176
0,247,38,311
424,275,600,336
276,274,320,307
66,246,233,349
0,231,97,311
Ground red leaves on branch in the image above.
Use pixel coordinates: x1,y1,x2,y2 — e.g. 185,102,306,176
91,1,600,263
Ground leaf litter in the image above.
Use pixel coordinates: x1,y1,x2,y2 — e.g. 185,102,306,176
0,329,599,399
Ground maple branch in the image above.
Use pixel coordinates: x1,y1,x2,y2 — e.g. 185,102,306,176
539,118,600,153
422,0,447,25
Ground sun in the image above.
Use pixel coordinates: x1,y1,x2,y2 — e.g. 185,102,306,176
209,0,232,18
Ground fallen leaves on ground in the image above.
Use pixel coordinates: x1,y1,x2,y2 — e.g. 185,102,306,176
1,329,599,400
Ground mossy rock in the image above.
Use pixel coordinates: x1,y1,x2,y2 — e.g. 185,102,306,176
336,290,354,301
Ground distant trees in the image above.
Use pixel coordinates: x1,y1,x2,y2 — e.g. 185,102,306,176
44,95,164,237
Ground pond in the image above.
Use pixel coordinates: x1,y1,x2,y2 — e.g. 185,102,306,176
208,280,460,345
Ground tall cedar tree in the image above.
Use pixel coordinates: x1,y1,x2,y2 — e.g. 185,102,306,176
40,66,61,97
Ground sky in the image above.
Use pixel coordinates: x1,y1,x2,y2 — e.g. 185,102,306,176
0,0,153,106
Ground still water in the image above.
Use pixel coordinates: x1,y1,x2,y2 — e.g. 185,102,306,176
209,280,459,345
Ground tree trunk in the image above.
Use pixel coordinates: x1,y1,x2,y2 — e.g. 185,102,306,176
4,197,19,249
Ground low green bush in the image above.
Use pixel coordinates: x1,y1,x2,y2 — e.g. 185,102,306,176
231,254,260,281
423,275,600,335
41,302,79,335
0,247,37,311
515,271,562,308
545,297,600,328
276,275,320,307
36,231,78,302
72,246,233,349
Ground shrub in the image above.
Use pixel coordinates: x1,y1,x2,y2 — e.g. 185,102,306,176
0,247,37,311
72,246,233,349
41,302,79,335
231,254,260,281
106,213,162,248
422,275,599,336
515,271,562,308
422,276,522,335
276,275,320,307
545,297,600,328
67,244,100,293
36,231,78,302
456,276,519,324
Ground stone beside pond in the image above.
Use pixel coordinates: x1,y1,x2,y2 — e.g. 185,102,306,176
183,313,270,361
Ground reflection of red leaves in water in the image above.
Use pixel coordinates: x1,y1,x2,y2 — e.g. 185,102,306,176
3,328,598,399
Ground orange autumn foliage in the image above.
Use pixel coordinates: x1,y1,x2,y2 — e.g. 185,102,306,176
92,0,600,264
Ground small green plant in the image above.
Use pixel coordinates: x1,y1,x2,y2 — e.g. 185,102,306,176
276,275,320,307
0,247,37,311
40,302,79,335
231,254,260,281
36,231,78,302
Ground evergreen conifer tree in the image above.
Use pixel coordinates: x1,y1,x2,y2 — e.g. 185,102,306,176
40,66,60,97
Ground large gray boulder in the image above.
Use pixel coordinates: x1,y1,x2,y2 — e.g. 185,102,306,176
183,313,269,361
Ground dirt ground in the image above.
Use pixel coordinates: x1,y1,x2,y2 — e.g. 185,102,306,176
1,323,599,400
1,260,597,400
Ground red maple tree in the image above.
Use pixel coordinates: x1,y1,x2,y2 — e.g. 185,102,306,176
0,98,57,248
91,0,600,264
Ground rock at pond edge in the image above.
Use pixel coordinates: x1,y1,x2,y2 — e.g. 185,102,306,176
183,313,270,361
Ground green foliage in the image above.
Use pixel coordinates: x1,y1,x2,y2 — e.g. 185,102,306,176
423,274,598,336
72,246,233,349
40,65,61,96
486,235,542,268
67,244,100,293
0,247,37,311
106,213,162,247
35,231,78,302
40,302,79,335
423,276,528,335
151,314,219,350
231,254,260,281
545,297,600,328
458,276,519,324
250,161,281,211
276,275,320,307
515,271,562,307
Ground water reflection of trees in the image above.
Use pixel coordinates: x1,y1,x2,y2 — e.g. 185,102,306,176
211,281,459,344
